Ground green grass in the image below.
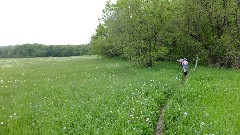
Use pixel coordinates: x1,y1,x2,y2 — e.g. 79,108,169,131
1,56,239,135
0,56,179,135
165,66,240,134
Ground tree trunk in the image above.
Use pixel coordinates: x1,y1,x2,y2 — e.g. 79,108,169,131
147,40,153,67
147,57,153,67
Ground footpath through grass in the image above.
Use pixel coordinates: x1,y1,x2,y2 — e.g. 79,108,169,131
0,56,179,135
0,56,239,134
165,66,240,134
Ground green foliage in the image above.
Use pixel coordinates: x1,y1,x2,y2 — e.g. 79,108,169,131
91,0,240,68
171,0,240,67
0,43,91,58
91,0,172,67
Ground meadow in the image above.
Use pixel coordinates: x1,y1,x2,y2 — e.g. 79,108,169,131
165,66,240,134
0,56,239,134
0,56,179,135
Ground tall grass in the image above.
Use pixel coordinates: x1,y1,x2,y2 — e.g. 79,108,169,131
165,66,240,134
0,56,179,135
1,56,239,134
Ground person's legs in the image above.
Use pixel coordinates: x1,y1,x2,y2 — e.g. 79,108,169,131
182,71,188,82
184,71,188,77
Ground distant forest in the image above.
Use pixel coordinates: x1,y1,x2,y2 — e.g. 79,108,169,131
0,43,91,58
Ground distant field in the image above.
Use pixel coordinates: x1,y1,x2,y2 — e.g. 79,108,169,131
0,56,239,135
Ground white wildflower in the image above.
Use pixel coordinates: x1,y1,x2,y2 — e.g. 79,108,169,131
200,122,205,126
146,118,150,122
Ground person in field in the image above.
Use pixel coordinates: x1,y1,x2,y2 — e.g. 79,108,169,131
177,58,188,79
182,58,188,78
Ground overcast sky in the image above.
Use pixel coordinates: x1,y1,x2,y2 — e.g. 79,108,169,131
0,0,115,46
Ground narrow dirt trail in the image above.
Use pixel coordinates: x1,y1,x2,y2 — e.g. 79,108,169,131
156,105,167,135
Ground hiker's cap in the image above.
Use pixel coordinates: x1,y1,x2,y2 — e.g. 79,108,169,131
184,58,187,60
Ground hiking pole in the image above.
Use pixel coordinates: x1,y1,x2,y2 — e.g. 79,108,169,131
194,56,199,71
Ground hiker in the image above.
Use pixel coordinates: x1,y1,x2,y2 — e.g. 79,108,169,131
177,58,188,78
182,58,188,78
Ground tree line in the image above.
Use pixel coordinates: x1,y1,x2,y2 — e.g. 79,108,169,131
90,0,240,68
0,43,90,58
